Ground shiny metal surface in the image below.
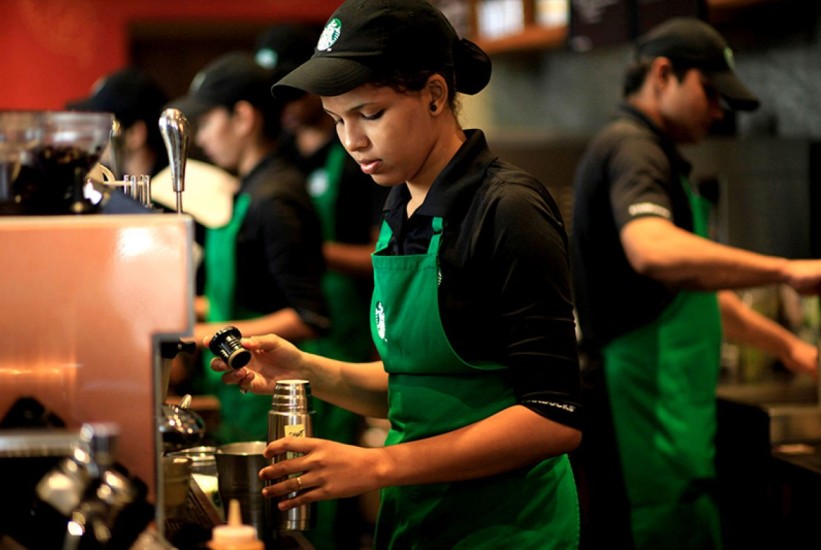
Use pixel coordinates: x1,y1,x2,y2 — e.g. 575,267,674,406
0,429,79,458
159,396,205,453
215,441,269,542
0,214,194,504
718,376,821,445
269,380,315,532
768,405,821,445
158,108,189,213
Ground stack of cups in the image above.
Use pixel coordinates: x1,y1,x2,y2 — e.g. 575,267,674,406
267,379,316,532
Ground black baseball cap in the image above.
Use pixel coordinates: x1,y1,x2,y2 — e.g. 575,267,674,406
272,0,491,98
636,17,759,111
170,52,277,119
255,23,319,75
67,68,168,128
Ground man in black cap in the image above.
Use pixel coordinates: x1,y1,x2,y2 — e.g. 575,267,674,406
571,17,821,549
68,67,169,178
170,52,328,449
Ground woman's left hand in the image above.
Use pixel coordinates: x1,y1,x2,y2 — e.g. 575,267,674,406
260,437,388,510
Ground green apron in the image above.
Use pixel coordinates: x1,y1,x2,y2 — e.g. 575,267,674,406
301,142,373,362
300,142,371,549
203,193,273,444
603,177,723,549
370,216,579,549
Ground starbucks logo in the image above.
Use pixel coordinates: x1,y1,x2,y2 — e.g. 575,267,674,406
318,18,342,51
724,47,735,69
374,301,387,342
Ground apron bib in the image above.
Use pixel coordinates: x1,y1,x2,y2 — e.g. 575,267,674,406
203,193,271,443
370,216,579,549
603,176,723,549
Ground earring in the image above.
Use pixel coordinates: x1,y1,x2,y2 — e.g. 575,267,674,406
430,102,437,112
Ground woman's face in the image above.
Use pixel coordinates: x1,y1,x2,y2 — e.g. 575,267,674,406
194,106,243,171
321,84,438,187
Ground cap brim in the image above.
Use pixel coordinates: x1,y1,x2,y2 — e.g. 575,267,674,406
272,57,375,98
165,94,219,119
66,96,104,112
707,70,760,111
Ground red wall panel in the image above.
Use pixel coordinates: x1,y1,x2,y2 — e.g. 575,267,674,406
0,0,338,110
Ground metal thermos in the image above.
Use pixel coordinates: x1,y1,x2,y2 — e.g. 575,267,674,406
267,379,316,532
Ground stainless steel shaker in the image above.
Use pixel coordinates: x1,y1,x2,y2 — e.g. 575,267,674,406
267,379,316,532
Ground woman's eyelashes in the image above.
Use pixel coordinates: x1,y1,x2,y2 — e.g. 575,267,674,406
328,108,384,127
361,109,384,121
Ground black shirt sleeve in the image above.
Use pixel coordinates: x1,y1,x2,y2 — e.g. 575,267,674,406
439,167,582,429
609,130,676,230
235,176,329,332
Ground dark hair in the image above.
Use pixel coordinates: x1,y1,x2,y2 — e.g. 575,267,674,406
258,101,284,141
223,98,283,141
370,63,460,111
622,57,692,97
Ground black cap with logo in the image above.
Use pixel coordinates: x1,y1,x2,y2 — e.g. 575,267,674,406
636,17,759,111
272,0,491,98
170,52,277,119
255,23,319,75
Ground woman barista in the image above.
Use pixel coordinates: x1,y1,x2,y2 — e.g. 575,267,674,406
209,0,583,547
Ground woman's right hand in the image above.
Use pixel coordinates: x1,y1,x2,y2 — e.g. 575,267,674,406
207,333,307,394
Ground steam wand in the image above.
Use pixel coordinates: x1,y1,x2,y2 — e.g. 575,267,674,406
108,118,124,181
158,108,190,214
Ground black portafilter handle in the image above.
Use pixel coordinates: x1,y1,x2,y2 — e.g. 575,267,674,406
209,326,251,369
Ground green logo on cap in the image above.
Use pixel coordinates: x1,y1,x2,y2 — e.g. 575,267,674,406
318,18,342,51
724,47,735,69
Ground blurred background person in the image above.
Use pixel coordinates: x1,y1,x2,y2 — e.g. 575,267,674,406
169,51,329,445
256,23,389,362
68,65,240,296
256,24,391,548
68,67,169,179
571,17,821,550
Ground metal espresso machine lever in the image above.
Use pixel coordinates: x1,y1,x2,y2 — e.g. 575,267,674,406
108,118,125,181
158,108,190,214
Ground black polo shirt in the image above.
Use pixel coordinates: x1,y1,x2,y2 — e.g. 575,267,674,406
234,153,329,332
571,103,694,352
378,130,582,429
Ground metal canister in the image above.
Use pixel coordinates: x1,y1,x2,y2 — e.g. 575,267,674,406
267,379,316,532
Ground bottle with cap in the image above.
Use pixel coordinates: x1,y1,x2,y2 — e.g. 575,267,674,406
267,379,316,532
209,499,264,550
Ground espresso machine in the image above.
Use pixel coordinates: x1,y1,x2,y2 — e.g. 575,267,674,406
0,109,199,548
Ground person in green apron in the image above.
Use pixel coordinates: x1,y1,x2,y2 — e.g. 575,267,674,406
169,52,329,445
571,18,821,549
208,0,584,547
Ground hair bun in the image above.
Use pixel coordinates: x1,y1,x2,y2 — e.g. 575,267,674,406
454,38,492,95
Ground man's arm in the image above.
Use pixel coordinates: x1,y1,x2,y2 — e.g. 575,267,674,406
620,217,821,292
718,290,817,377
